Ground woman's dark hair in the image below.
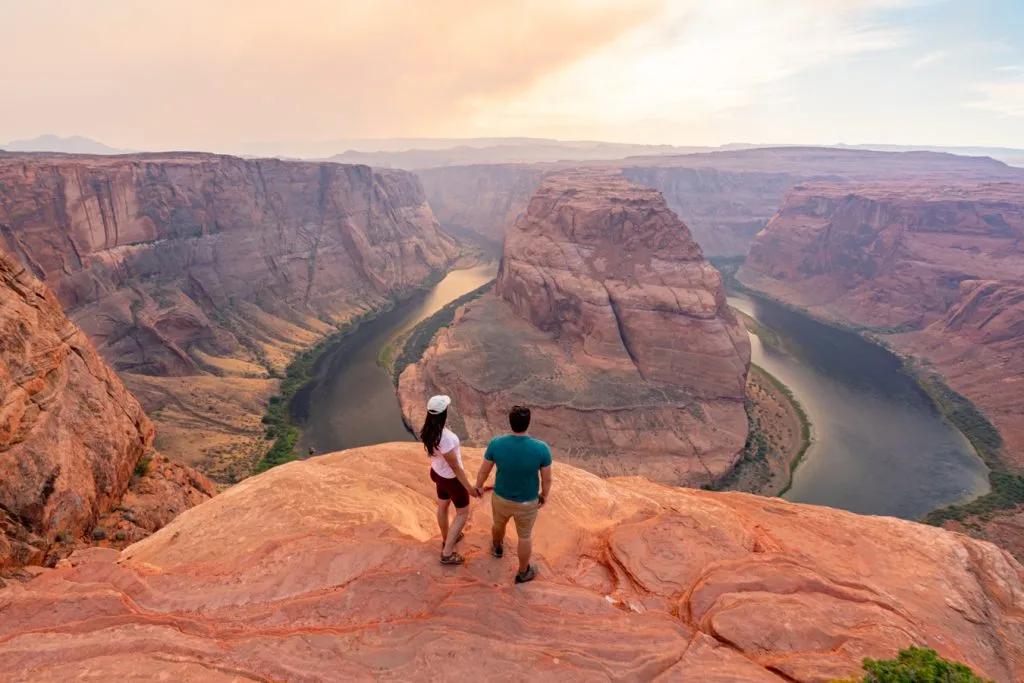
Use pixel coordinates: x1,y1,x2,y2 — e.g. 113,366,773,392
420,409,447,455
509,405,531,433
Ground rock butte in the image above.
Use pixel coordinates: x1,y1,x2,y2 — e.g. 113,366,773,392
417,147,1024,257
0,152,457,478
0,250,212,568
401,172,751,486
0,444,1021,681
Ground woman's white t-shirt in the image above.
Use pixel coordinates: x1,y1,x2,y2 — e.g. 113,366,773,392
430,428,462,479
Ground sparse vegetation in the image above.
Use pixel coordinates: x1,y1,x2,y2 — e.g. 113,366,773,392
904,359,1024,525
391,279,494,383
838,646,992,683
91,527,107,541
134,453,152,478
711,364,811,495
129,299,144,317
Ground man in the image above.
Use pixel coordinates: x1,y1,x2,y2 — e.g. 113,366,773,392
474,405,552,584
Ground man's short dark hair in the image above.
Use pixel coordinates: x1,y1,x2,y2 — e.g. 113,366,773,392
509,405,531,433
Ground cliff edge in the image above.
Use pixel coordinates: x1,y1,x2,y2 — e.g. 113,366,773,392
1,443,1021,681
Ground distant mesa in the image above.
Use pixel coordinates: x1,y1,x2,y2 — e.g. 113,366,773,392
417,145,1024,258
400,170,751,486
1,134,132,155
739,182,1024,331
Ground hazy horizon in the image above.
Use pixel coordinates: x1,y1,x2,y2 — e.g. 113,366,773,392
3,1,1023,154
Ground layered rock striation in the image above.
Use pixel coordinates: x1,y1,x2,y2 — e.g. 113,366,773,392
1,443,1021,681
741,182,1024,330
400,172,750,485
0,152,457,475
0,250,211,568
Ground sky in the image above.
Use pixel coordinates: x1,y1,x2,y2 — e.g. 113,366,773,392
2,0,1024,153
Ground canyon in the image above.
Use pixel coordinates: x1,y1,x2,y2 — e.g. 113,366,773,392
417,147,1024,257
739,181,1024,561
0,152,458,480
400,172,752,486
1,443,1021,681
0,250,212,569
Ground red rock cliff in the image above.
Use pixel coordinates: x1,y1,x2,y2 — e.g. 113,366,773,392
1,443,1021,681
740,182,1024,330
0,250,210,568
418,164,546,246
400,172,750,486
0,152,458,477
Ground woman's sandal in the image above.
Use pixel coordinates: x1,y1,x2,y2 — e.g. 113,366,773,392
440,551,465,566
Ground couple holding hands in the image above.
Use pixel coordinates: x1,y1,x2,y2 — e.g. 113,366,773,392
420,395,552,584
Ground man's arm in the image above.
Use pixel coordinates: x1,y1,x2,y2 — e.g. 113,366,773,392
539,466,552,506
475,459,495,490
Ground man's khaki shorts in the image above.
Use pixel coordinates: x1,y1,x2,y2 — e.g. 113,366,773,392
491,494,539,541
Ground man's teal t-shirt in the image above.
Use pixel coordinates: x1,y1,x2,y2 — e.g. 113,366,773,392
484,434,552,503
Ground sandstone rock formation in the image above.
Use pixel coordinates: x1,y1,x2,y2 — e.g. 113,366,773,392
1,443,1021,681
0,152,458,476
418,164,546,247
741,182,1024,331
400,172,750,486
0,250,211,568
416,147,1024,258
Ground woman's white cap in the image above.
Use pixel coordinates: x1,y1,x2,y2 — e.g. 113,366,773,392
426,395,451,415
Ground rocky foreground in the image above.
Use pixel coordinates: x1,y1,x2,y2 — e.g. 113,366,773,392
0,443,1021,681
401,171,751,486
0,152,457,478
0,251,212,568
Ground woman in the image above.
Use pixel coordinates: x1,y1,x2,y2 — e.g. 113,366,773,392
421,394,478,565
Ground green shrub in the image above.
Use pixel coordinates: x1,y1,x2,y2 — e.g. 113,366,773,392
845,646,992,683
134,454,152,478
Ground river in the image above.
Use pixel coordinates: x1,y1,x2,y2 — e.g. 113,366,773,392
290,261,989,520
292,263,497,454
729,291,990,519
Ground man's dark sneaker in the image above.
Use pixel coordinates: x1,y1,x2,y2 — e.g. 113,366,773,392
491,542,504,558
515,565,537,584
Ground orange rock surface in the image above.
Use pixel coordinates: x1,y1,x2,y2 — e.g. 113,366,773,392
0,443,1021,681
400,172,750,486
0,250,210,568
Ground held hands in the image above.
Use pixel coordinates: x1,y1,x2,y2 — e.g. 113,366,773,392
470,486,483,498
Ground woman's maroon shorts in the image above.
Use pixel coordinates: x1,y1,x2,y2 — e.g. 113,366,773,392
430,468,470,509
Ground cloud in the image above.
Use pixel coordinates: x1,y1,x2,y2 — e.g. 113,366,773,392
968,79,1024,118
0,0,663,149
469,0,918,140
912,50,947,70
